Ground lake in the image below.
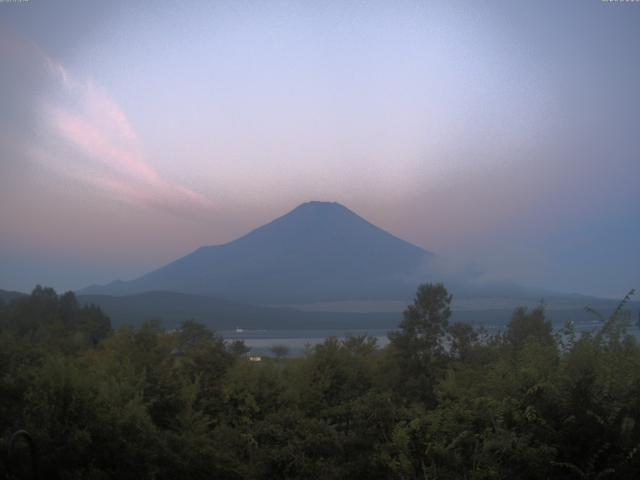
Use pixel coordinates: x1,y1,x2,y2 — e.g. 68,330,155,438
221,320,640,357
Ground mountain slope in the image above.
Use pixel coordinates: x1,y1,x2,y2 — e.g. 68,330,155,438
80,201,433,303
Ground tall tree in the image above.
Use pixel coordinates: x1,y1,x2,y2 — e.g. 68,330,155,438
388,282,452,406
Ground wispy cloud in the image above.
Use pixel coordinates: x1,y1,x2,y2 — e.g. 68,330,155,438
42,56,215,217
1,29,215,219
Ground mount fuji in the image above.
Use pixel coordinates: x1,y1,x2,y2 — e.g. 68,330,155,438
80,201,434,303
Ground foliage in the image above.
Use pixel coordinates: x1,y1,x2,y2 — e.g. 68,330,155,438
0,284,639,479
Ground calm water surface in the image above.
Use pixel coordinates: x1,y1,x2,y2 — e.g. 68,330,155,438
222,321,640,357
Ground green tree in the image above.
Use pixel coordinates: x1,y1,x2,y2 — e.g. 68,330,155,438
387,282,452,406
506,305,553,351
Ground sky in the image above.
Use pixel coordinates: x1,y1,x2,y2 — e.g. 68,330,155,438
1,0,639,298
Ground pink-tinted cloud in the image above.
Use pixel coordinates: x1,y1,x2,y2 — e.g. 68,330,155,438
50,106,161,186
31,45,216,218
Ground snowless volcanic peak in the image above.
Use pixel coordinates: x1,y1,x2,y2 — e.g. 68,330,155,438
80,202,434,303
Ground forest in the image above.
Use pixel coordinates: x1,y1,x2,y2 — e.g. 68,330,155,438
0,284,639,479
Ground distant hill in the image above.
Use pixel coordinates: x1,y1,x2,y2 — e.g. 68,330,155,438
77,291,400,330
0,288,27,304
80,201,434,303
77,291,639,333
4,287,636,333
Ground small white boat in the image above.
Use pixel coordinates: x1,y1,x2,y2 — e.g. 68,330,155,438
235,327,244,333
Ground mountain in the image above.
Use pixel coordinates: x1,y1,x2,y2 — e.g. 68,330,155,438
80,201,434,303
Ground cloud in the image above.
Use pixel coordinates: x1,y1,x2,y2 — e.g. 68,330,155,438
1,29,215,219
44,57,215,217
